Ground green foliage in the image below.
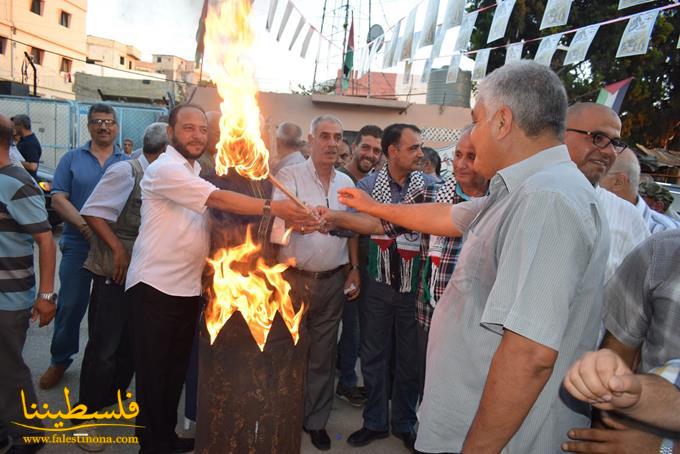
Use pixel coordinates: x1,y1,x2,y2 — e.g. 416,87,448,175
467,0,679,148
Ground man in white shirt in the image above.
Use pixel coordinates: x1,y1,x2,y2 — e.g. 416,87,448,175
271,115,360,451
271,122,305,175
564,103,649,280
125,104,314,454
78,122,168,418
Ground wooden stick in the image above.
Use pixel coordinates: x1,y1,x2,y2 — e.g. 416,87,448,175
267,175,311,213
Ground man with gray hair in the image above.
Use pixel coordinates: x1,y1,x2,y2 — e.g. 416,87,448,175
601,148,680,233
271,121,305,175
336,61,610,452
271,114,360,451
75,121,168,419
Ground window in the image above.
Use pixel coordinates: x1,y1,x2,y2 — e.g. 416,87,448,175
60,11,71,28
30,47,44,65
30,0,43,15
0,36,6,55
60,58,72,73
157,56,162,63
119,56,125,65
128,61,132,69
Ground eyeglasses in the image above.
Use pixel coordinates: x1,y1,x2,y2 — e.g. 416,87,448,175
88,119,117,127
566,128,627,154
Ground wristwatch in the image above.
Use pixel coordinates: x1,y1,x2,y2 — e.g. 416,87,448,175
38,292,58,304
350,264,360,271
263,199,272,217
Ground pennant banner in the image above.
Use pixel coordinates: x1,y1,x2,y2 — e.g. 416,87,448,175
505,41,523,63
455,11,479,51
618,0,654,10
403,60,413,85
443,0,466,30
446,53,462,83
368,34,384,72
564,24,599,65
488,0,516,43
472,48,491,81
419,0,441,49
383,20,401,68
534,33,562,66
422,58,434,83
300,26,314,58
266,0,279,31
616,10,659,58
431,25,445,59
540,0,573,30
276,1,294,42
289,16,306,50
400,7,418,61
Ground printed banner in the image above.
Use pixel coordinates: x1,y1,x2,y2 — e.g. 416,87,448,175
419,0,441,48
400,7,418,61
472,48,491,81
276,1,294,42
616,10,659,58
534,33,562,66
289,16,306,50
422,58,434,83
540,0,573,30
383,20,402,68
618,0,654,10
266,0,279,31
443,0,466,30
454,11,479,51
505,41,523,64
446,53,462,83
300,26,314,58
563,24,599,65
403,60,413,85
488,0,516,43
368,34,384,70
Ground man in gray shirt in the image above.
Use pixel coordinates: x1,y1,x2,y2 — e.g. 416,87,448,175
336,61,610,453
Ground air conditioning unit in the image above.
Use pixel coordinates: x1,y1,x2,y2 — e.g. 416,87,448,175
0,81,30,96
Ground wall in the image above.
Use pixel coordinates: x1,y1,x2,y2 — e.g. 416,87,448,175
0,0,87,99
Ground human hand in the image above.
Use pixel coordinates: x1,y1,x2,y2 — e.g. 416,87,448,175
79,223,94,242
337,188,377,214
562,417,661,453
343,269,360,301
112,245,130,286
563,349,641,411
314,206,337,233
31,297,56,327
271,199,320,227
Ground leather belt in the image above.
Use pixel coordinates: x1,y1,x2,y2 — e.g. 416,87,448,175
288,264,346,280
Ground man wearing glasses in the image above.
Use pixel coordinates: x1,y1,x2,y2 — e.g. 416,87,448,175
40,104,128,389
564,102,649,280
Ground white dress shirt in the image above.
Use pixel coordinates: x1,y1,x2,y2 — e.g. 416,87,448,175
272,158,354,272
635,196,680,233
81,154,150,222
126,146,218,296
596,186,650,280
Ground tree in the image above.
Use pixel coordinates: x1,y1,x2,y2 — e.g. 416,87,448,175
467,0,679,149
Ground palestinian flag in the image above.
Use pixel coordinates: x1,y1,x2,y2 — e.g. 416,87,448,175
596,77,633,113
195,0,209,65
342,15,354,90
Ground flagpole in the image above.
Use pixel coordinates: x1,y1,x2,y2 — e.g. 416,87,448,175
341,0,350,93
312,0,329,92
368,0,372,98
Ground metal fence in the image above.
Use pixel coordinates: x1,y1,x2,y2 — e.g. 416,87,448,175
0,95,168,169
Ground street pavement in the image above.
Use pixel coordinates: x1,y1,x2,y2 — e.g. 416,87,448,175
19,227,409,454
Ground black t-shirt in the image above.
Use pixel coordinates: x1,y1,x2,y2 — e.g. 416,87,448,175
17,133,42,176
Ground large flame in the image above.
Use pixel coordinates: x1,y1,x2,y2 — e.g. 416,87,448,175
205,228,304,350
204,0,270,179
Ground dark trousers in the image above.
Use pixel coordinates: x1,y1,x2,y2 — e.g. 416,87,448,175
416,323,429,401
337,290,361,387
79,275,135,411
129,283,200,454
0,309,43,442
359,279,419,433
285,269,346,430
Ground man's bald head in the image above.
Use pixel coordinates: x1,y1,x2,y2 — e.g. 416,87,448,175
566,102,619,124
600,147,640,205
276,122,303,156
0,114,13,153
206,111,221,155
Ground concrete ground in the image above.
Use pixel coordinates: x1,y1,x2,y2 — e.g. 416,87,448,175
18,227,410,454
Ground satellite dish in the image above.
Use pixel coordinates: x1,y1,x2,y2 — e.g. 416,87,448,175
367,24,385,51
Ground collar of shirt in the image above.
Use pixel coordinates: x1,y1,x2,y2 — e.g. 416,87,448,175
137,153,151,171
494,144,571,195
162,145,202,176
304,156,338,190
79,140,125,158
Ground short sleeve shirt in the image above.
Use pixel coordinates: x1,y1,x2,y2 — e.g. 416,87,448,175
0,164,51,310
17,133,42,177
415,146,611,454
52,141,128,246
603,230,680,373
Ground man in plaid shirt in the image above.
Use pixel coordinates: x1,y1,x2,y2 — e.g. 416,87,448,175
382,127,489,396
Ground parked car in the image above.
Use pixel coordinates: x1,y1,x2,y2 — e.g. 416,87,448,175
35,166,62,227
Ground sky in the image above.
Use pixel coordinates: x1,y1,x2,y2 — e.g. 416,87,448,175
86,0,472,93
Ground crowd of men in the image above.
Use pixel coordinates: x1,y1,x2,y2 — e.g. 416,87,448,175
1,60,679,454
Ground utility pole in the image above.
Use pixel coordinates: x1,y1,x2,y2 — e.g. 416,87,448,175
312,0,329,92
340,0,350,93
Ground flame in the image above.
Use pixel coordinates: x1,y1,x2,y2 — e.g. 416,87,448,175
203,0,269,179
205,228,304,350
